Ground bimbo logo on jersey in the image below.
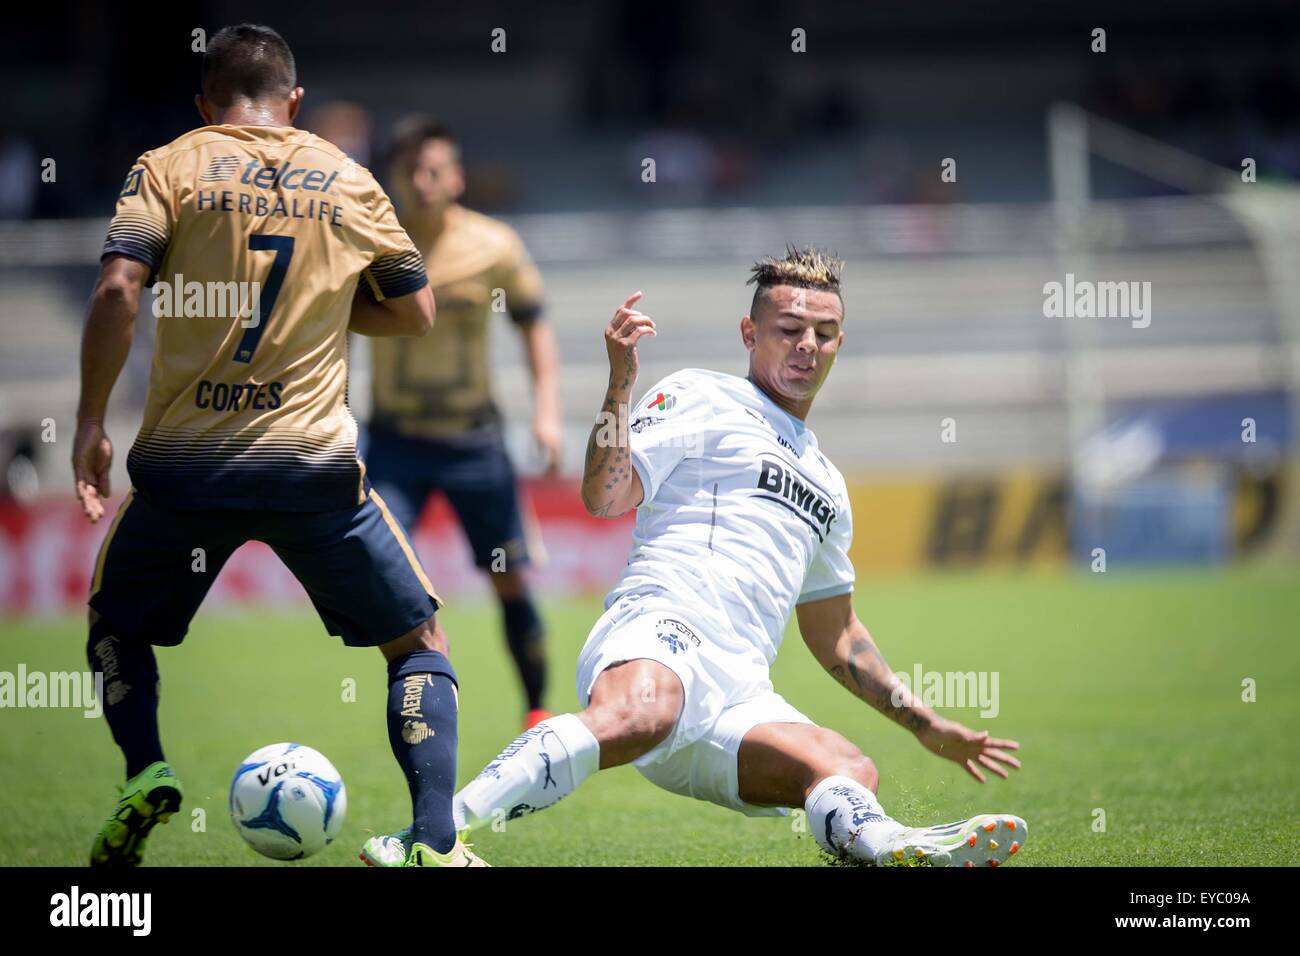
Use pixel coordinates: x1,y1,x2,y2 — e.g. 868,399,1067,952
756,458,836,538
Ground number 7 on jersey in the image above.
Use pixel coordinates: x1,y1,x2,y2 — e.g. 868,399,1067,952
233,233,294,364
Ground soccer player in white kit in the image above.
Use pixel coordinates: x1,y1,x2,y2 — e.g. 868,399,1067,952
362,247,1028,867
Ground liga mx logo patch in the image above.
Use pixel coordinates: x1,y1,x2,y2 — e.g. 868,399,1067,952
645,392,677,411
119,168,143,197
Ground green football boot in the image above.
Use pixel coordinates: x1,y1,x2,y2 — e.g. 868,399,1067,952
359,825,413,868
363,826,487,867
90,761,183,867
404,836,489,867
397,832,486,868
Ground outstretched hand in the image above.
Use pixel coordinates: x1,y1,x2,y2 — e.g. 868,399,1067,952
917,716,1021,783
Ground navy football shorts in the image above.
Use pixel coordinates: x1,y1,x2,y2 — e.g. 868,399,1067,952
360,424,530,571
88,488,441,647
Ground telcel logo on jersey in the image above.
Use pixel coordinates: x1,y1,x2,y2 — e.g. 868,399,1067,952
196,158,347,226
756,458,836,537
237,160,340,193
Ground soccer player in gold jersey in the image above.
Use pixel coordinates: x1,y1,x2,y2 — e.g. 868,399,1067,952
363,118,560,729
75,24,480,867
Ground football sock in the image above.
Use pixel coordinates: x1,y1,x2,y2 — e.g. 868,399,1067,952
87,619,164,779
453,712,599,831
805,775,907,863
500,594,547,711
386,649,459,854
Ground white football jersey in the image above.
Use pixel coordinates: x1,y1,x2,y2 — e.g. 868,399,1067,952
609,367,855,664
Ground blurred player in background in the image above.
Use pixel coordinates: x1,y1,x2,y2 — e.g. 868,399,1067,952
364,247,1028,868
365,117,560,730
76,24,481,867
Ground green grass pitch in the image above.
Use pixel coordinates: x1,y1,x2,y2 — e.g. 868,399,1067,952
1,566,1296,866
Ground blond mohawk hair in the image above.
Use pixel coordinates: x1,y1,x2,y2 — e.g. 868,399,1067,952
747,245,844,297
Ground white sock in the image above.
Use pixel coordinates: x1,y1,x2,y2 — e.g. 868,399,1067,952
453,713,601,831
805,775,906,863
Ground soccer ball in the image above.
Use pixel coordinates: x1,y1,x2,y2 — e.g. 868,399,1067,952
229,742,347,860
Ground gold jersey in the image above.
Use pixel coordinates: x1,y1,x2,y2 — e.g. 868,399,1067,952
102,124,426,510
369,204,543,440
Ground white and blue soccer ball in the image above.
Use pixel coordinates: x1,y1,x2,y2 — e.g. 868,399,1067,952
229,743,347,860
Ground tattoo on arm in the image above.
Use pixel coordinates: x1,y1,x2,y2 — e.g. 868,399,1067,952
582,387,633,514
827,636,929,733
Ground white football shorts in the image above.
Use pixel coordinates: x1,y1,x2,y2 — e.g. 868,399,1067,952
575,589,813,817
